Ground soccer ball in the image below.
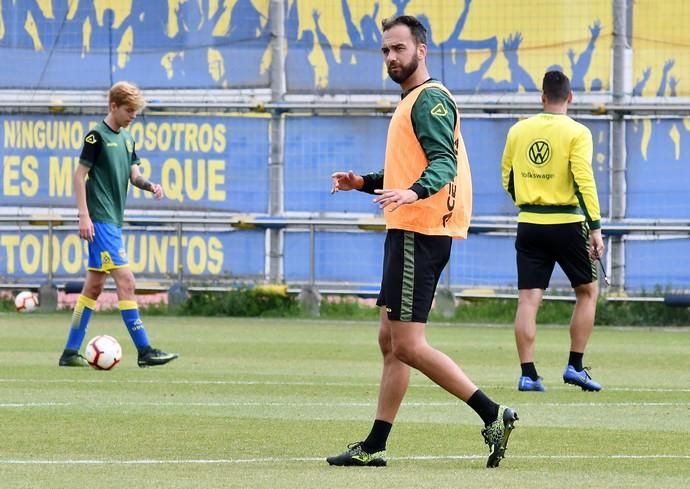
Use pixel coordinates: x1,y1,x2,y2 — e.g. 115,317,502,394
15,291,39,312
85,335,122,370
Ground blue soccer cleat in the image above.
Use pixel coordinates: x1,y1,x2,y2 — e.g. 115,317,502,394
518,376,546,392
563,365,602,391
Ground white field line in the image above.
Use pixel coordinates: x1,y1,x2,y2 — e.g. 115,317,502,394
1,401,688,409
0,378,688,393
1,454,689,465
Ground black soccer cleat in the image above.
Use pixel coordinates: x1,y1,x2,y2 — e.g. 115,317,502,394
58,349,89,367
482,405,519,468
326,442,387,467
137,346,178,367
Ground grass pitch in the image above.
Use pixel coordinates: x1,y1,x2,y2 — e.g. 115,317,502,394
1,313,688,488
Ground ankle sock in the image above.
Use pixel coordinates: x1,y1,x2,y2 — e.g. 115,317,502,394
362,419,392,452
568,351,584,371
467,389,500,426
520,362,539,381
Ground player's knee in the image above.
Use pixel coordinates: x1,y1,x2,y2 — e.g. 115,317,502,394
117,278,137,297
391,342,419,367
575,281,598,302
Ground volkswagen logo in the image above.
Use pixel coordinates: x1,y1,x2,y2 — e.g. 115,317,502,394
528,140,551,165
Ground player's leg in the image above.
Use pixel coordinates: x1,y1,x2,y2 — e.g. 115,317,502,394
326,309,406,467
58,270,106,367
387,231,517,468
110,266,178,367
558,222,601,391
95,222,177,367
514,222,554,391
514,288,545,390
327,232,407,467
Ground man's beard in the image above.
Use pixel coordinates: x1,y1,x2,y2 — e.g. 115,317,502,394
387,57,418,84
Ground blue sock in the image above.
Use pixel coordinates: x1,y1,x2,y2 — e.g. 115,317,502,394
65,295,96,351
119,300,150,350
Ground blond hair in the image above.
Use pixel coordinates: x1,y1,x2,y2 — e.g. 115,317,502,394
109,81,146,111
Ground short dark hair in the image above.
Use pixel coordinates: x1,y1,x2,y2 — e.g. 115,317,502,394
542,71,571,102
381,15,427,45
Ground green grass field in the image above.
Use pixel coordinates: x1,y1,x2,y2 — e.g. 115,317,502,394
1,313,688,489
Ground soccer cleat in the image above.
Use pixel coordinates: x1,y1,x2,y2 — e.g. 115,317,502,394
137,346,178,367
518,376,546,392
326,442,387,467
58,350,89,367
563,365,601,391
482,405,518,468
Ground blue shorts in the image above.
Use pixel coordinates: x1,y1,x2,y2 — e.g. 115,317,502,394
87,222,129,272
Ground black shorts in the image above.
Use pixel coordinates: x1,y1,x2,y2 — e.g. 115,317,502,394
376,229,452,323
516,222,597,289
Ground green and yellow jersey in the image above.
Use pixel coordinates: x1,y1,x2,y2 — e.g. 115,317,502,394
79,121,139,226
501,112,601,229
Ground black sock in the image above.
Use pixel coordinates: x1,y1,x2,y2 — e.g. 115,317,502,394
362,419,392,452
467,389,500,426
520,362,539,381
568,351,584,371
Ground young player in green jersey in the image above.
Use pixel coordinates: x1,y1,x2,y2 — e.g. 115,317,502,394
59,81,178,368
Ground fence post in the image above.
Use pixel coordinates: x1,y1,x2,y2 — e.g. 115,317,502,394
610,0,631,291
268,0,286,284
168,222,188,306
39,218,58,311
299,223,321,317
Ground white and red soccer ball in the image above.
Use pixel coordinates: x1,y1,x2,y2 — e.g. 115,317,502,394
85,335,122,370
14,291,39,312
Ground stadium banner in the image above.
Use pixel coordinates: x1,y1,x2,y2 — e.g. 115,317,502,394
285,115,611,217
0,113,270,213
0,0,613,93
625,238,690,291
631,2,690,98
0,227,265,281
284,231,574,290
626,118,690,219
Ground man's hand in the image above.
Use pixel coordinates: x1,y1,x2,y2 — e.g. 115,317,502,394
151,182,164,199
589,228,605,259
331,171,363,193
79,214,95,242
373,188,418,212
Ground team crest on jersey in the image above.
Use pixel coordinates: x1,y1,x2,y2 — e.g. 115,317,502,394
528,139,551,166
85,134,97,144
431,103,448,117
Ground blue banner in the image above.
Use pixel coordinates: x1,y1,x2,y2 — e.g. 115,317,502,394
626,118,690,219
0,114,270,213
625,239,690,291
0,1,615,93
0,226,265,281
285,115,611,218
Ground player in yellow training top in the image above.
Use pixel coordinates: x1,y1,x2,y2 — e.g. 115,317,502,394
327,15,517,470
501,70,605,393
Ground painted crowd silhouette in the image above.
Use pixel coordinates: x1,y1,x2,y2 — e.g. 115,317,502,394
0,0,677,95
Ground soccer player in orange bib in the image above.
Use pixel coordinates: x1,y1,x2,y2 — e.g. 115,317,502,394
327,15,517,469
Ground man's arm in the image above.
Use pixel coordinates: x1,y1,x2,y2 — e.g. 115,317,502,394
570,128,600,230
130,164,164,199
501,128,516,202
74,164,93,241
409,88,458,199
